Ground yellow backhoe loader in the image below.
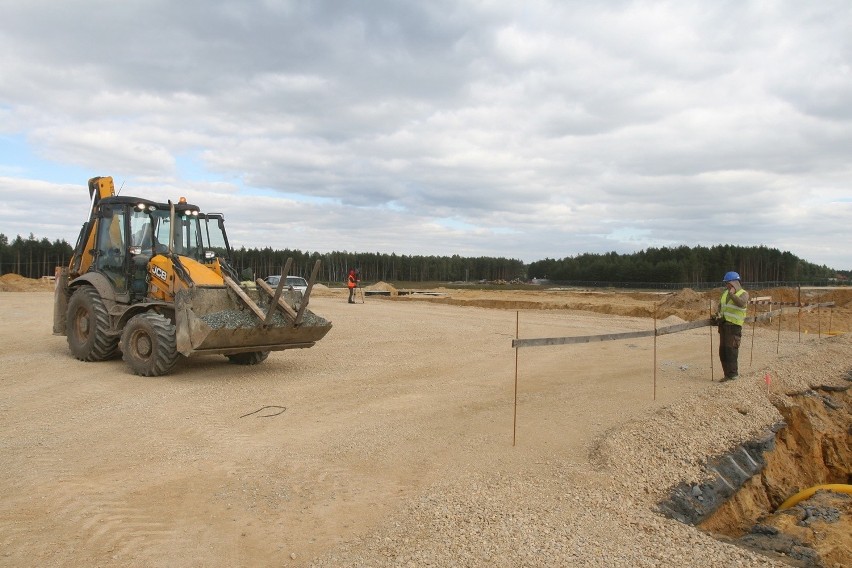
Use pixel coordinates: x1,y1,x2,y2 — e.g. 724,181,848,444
53,176,332,376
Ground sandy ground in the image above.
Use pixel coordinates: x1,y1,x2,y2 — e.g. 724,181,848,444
1,279,850,567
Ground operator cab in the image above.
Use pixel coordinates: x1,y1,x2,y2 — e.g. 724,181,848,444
81,195,230,301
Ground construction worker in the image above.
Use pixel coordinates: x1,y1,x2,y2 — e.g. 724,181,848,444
715,271,749,382
347,268,359,304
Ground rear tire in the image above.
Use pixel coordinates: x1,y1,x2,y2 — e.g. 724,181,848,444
121,312,179,376
66,286,119,361
226,351,270,365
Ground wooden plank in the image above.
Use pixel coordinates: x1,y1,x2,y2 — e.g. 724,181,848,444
223,275,267,321
256,279,298,322
513,328,654,348
263,258,293,325
294,259,321,325
513,301,837,350
655,319,712,336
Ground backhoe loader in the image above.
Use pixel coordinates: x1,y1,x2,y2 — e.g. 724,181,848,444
53,176,332,376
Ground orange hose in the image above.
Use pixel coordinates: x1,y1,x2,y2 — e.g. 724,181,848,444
776,484,852,511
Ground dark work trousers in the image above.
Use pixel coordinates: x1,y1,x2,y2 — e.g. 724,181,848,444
718,322,743,378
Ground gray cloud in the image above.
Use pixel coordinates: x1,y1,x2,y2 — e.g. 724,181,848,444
1,1,850,269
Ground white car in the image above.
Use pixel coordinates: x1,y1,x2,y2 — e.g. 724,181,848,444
264,275,309,294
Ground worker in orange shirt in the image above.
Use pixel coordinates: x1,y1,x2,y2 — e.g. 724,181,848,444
347,268,359,304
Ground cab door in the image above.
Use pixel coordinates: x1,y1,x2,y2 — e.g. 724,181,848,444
94,204,129,293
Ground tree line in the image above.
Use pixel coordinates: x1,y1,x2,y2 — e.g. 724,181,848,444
1,232,846,286
527,244,844,286
0,233,525,284
231,248,525,284
0,234,73,280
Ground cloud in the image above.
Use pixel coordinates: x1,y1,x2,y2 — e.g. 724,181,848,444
1,1,850,269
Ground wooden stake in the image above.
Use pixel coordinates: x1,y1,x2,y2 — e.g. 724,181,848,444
817,303,821,340
776,301,782,355
750,306,757,367
654,304,659,400
709,300,715,381
828,307,834,336
797,286,802,343
513,310,519,447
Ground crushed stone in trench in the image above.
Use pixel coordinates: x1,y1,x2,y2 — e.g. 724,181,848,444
659,386,851,567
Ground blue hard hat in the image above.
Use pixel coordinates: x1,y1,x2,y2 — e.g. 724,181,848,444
723,271,741,282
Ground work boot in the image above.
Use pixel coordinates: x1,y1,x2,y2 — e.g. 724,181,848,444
720,375,738,382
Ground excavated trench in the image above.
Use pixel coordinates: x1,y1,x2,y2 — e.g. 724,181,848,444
659,383,851,567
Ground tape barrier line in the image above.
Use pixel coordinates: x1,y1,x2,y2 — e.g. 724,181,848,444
511,302,835,349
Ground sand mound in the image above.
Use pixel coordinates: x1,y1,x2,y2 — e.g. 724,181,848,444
749,287,852,308
659,315,687,326
819,287,852,307
309,282,341,297
753,287,800,304
0,274,53,292
660,288,711,311
366,281,397,293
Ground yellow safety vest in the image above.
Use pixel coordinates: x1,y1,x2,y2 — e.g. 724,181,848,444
720,289,747,326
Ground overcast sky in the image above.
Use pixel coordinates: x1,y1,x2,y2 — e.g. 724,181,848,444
1,0,850,270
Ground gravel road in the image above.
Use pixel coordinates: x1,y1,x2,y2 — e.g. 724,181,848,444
1,289,849,567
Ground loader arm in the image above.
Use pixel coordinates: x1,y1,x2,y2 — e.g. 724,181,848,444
69,176,117,277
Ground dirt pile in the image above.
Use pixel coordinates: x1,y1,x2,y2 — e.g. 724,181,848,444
752,287,801,304
381,285,852,332
306,282,344,298
751,287,852,308
366,281,398,295
815,288,852,308
0,274,53,292
752,288,852,334
660,288,712,312
659,315,687,326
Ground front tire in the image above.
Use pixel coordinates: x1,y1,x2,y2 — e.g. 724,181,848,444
66,286,119,361
121,312,179,376
226,351,270,365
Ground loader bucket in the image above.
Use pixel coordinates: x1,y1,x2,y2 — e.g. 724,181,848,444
174,285,332,357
